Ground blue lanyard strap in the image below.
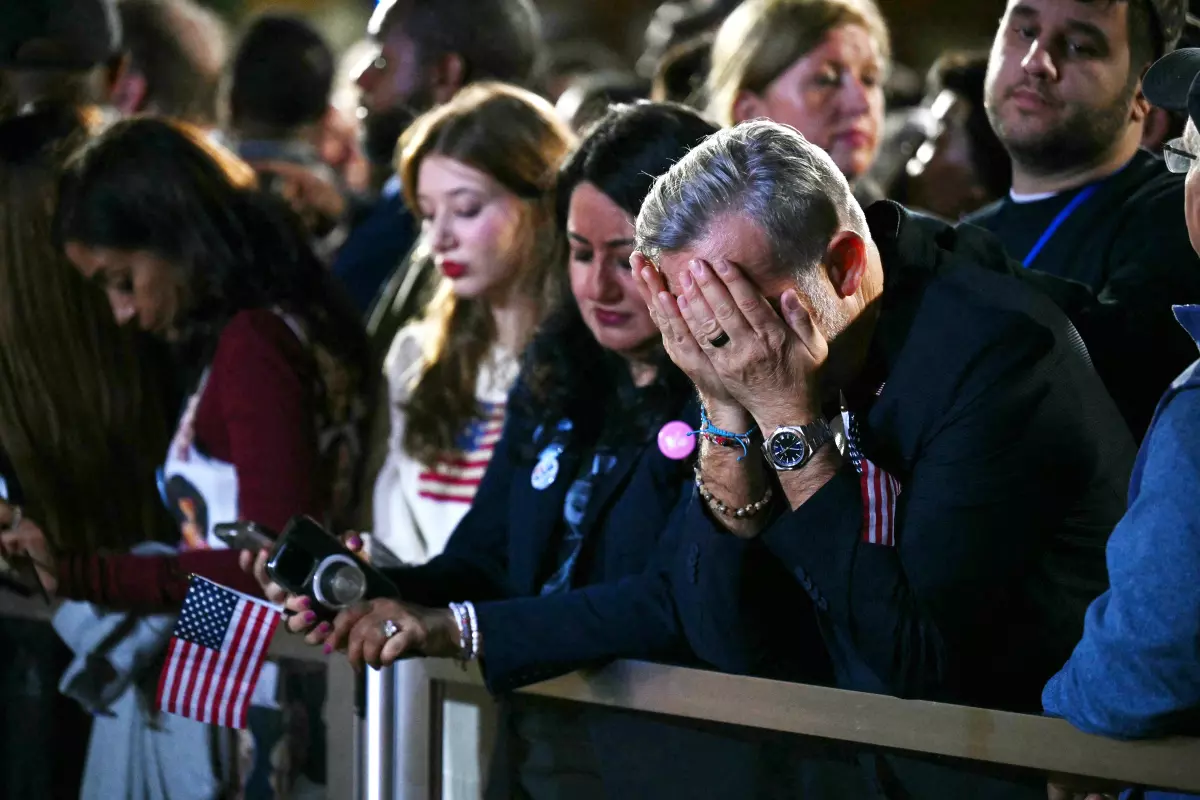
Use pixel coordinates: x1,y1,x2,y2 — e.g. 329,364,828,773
1021,184,1099,268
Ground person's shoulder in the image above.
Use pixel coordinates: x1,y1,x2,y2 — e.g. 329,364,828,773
1108,151,1185,213
1153,367,1200,433
211,309,311,377
220,308,305,346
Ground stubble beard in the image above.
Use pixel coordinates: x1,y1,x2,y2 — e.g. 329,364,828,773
985,80,1137,177
360,84,439,167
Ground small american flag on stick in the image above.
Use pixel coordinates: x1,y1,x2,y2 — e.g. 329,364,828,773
156,576,281,729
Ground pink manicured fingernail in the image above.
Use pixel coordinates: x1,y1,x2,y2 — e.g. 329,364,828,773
303,611,317,624
298,596,311,610
316,622,331,634
689,260,704,276
348,535,363,550
323,643,333,655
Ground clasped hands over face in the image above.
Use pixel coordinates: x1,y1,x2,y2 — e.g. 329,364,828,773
238,539,461,672
630,252,828,428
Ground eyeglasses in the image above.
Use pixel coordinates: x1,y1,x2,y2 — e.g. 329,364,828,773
1163,137,1197,175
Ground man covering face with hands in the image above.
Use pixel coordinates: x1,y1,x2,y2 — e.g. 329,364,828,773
634,120,1135,713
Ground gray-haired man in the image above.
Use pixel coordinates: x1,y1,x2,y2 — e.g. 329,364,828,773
632,119,1134,718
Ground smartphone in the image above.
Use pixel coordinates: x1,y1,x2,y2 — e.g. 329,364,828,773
213,521,276,552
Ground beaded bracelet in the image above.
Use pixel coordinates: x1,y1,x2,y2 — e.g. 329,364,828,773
694,465,773,518
689,407,760,461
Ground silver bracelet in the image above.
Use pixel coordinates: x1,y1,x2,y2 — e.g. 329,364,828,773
448,602,471,659
464,601,480,661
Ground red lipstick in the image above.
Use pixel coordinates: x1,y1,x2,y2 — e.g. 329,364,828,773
440,261,467,279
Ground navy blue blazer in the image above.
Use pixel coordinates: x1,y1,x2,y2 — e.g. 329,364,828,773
382,389,698,692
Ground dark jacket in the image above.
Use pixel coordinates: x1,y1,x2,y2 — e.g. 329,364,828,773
382,388,696,692
382,380,795,800
333,180,418,313
673,201,1135,714
965,150,1200,440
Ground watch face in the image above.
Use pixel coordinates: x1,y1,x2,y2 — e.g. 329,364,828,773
769,430,809,469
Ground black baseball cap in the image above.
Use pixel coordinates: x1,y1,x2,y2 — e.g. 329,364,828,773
0,0,122,71
1144,47,1200,126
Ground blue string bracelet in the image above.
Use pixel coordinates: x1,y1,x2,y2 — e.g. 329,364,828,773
688,407,760,461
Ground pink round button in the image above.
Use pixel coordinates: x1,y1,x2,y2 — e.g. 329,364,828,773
657,420,696,460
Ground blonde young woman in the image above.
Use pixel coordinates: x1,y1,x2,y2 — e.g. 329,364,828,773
369,82,574,799
706,0,890,201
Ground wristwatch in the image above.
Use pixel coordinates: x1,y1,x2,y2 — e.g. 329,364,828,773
761,420,836,471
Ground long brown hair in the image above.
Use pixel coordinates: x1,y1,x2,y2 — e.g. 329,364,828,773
0,107,172,552
397,82,573,465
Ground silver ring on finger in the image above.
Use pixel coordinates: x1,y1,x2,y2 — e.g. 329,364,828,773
381,619,399,640
709,331,730,348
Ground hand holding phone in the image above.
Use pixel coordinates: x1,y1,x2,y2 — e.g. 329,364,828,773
265,517,398,611
214,521,275,552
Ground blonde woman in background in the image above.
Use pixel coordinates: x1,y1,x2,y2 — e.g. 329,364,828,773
370,82,573,799
707,0,890,202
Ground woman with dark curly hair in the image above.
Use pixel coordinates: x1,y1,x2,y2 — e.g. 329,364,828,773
248,102,738,798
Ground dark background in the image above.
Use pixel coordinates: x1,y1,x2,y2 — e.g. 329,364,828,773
219,0,1009,75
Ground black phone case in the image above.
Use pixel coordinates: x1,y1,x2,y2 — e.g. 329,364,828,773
266,516,399,604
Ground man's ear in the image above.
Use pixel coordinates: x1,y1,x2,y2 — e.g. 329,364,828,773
430,52,467,105
824,230,869,298
1140,105,1176,151
1131,69,1151,126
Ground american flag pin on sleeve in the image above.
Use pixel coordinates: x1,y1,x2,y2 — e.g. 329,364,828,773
156,575,284,729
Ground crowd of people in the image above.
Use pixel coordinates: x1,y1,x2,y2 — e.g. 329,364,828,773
0,0,1198,797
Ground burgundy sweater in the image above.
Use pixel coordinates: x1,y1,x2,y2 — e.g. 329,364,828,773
57,310,324,611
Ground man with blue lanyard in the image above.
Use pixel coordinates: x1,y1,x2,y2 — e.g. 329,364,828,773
966,0,1200,441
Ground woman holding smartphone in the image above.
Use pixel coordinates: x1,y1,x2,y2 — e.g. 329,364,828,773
0,117,366,603
3,85,576,799
0,116,367,798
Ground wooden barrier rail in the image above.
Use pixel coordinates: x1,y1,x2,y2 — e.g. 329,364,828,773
423,658,1200,795
8,588,1200,796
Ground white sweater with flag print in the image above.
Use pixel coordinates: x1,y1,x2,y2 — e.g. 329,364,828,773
372,322,519,566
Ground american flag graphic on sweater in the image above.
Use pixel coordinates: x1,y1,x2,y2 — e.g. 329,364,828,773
418,401,506,503
846,412,901,547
